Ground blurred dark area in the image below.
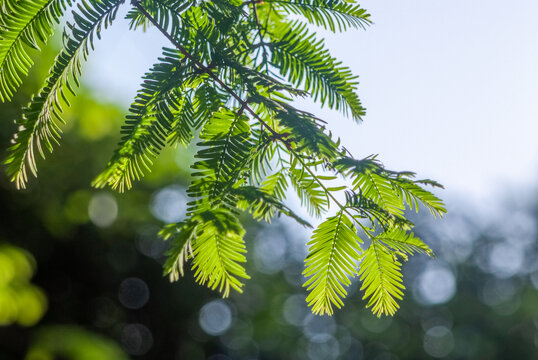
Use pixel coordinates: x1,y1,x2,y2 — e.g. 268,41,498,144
0,47,537,360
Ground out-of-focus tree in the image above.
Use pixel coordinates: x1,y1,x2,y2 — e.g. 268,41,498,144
25,326,129,360
0,244,47,327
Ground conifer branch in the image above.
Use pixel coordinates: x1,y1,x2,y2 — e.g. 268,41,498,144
134,0,374,235
132,0,282,141
2,0,446,316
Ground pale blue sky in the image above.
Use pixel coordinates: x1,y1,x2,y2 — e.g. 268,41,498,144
85,1,538,204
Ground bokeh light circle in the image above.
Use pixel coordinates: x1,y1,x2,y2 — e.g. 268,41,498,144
282,294,309,326
487,243,523,278
121,323,153,355
302,314,336,339
414,265,456,305
118,277,149,309
254,231,287,274
199,300,233,336
150,185,186,223
307,334,340,360
423,326,454,358
88,193,118,227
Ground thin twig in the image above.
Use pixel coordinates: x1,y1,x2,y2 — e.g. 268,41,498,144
252,2,268,65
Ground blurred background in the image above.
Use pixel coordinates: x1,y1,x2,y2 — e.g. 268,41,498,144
1,1,538,359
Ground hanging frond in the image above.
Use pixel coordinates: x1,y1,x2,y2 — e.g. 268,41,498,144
359,228,434,317
220,58,308,98
0,0,73,102
261,169,289,200
375,228,434,260
333,155,381,175
187,107,255,211
337,158,405,215
358,239,404,317
344,190,413,230
4,0,122,188
274,106,339,159
191,82,229,120
125,0,192,33
161,221,196,281
247,128,275,184
266,0,371,32
303,211,362,315
391,178,446,218
352,170,406,217
167,95,197,147
288,167,329,217
335,156,447,219
267,22,365,121
251,94,340,159
93,48,198,192
189,209,250,297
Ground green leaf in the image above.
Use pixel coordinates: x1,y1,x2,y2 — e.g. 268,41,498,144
358,239,405,317
354,170,405,217
359,228,433,317
336,155,446,223
344,190,414,230
93,48,200,192
289,167,329,217
303,211,362,315
0,0,446,317
376,228,434,259
265,0,371,32
4,0,121,188
187,107,255,211
267,21,365,121
391,179,447,218
261,169,289,200
190,209,250,297
161,221,196,281
0,0,72,102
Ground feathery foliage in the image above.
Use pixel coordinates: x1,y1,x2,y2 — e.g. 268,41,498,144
4,0,121,188
189,209,250,297
304,211,361,315
268,22,365,120
2,0,446,317
92,48,200,192
0,0,72,102
264,0,371,32
358,228,434,316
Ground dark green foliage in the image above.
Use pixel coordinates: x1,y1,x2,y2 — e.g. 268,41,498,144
268,22,365,120
187,108,255,211
265,0,371,32
93,48,200,192
1,0,445,316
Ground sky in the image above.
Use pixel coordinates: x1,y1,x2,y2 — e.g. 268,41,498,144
84,0,538,205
